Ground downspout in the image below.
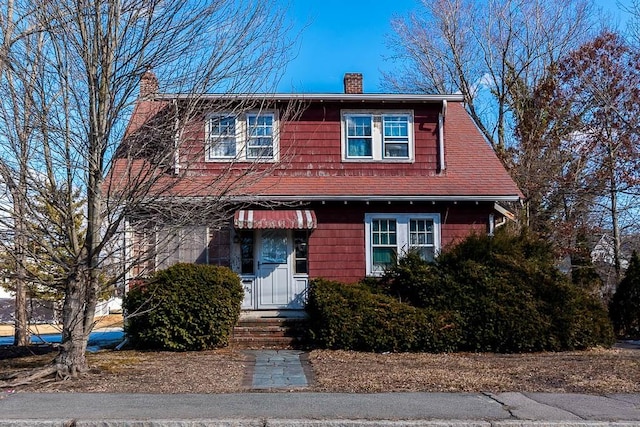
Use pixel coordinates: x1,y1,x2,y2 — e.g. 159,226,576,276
123,218,132,294
438,100,447,173
173,98,180,175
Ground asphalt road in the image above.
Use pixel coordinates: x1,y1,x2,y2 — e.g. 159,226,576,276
0,391,638,426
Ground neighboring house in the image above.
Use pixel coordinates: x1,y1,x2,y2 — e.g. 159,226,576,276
108,72,522,312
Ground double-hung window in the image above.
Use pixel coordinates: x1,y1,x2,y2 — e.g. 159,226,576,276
206,111,278,161
342,110,414,161
346,115,373,157
365,213,440,275
383,115,410,158
247,113,274,159
208,116,236,159
371,219,398,271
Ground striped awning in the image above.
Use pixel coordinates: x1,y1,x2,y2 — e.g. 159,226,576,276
233,209,317,230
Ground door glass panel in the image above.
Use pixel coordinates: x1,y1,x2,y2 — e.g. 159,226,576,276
261,229,287,264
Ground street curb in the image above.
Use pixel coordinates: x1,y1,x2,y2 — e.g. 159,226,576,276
3,420,640,427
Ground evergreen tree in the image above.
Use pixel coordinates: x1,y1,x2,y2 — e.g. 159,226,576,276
610,251,640,338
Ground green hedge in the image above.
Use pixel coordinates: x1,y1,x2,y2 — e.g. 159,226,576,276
307,230,613,353
306,279,461,352
379,230,615,352
123,263,243,351
610,251,640,339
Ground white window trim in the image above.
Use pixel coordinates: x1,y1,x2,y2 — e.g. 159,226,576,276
364,213,440,276
205,110,279,162
341,110,414,162
206,114,238,160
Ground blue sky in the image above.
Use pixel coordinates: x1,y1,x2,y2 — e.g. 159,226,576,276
277,0,634,93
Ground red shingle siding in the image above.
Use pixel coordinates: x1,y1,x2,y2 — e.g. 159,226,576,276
305,201,494,283
309,204,365,283
184,102,442,177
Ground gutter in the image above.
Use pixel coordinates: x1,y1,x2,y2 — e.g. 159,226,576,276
153,93,465,103
147,195,522,203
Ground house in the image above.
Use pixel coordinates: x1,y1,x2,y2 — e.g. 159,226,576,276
109,72,522,312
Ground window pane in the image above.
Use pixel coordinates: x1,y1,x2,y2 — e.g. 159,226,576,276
295,260,308,274
210,137,236,157
348,138,372,157
247,145,274,158
417,247,435,262
373,247,396,270
384,143,409,158
383,116,408,137
348,116,372,136
261,229,287,264
240,233,254,274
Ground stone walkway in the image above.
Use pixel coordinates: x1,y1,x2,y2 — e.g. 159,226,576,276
245,350,310,389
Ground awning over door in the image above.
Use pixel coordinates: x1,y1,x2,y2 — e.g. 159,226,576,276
233,209,317,230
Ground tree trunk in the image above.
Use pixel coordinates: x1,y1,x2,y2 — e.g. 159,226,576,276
13,277,29,346
13,190,30,346
610,175,622,284
55,268,90,376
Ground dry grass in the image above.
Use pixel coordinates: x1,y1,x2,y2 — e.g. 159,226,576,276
0,345,638,394
1,348,248,393
309,348,640,394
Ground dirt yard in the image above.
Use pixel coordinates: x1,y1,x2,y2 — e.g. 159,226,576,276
1,345,638,394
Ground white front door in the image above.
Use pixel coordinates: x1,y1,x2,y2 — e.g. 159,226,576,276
257,229,292,309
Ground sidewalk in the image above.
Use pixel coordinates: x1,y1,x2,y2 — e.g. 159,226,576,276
0,391,639,426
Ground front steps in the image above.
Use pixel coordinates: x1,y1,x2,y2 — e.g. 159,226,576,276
232,311,308,349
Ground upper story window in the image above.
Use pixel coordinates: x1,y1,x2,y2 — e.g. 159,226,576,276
346,115,373,157
206,111,278,162
208,116,237,158
247,113,274,159
342,110,414,162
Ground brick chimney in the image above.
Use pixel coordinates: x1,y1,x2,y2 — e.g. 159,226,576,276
343,73,363,94
140,70,158,99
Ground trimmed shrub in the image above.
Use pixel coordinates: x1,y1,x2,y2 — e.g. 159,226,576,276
610,251,640,339
380,230,614,352
123,263,243,351
306,278,461,352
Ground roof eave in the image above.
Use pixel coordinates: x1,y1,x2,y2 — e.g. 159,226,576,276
152,93,465,103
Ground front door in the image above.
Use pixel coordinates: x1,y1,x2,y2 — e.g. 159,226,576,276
257,229,292,309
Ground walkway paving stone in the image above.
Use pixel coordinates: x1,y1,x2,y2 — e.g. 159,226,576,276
246,350,309,389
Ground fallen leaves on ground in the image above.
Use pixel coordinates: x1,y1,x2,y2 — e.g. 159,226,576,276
0,346,638,393
308,348,640,393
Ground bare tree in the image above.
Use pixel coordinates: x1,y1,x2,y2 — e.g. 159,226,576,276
0,0,295,382
385,0,595,155
0,0,47,346
553,31,640,284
